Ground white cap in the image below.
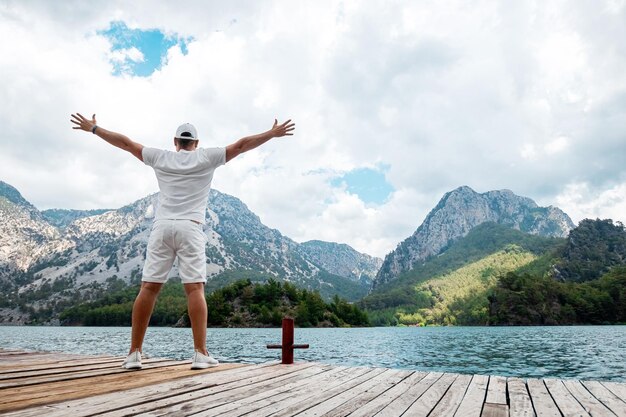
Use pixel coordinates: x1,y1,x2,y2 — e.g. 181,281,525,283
175,123,198,140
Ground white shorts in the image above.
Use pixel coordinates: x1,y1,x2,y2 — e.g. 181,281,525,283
142,219,207,284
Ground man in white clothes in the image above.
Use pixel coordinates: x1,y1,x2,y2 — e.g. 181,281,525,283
71,113,295,369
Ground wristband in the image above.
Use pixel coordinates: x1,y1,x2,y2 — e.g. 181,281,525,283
91,125,98,134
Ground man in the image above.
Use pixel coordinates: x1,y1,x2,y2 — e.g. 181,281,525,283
70,113,295,369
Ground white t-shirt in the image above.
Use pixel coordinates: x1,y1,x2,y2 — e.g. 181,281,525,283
142,147,226,224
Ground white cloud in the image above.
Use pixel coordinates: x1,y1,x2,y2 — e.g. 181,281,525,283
520,143,537,160
554,182,626,226
110,47,145,63
545,136,569,155
0,0,625,258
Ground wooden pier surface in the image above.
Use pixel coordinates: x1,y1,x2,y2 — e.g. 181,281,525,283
0,348,624,416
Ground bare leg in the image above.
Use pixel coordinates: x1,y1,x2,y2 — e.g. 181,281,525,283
185,282,208,355
129,281,163,354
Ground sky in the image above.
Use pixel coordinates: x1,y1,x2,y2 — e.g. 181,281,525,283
0,1,625,258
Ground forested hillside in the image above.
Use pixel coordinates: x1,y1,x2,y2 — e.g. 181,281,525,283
374,186,573,288
60,278,369,328
366,246,537,326
488,219,626,324
364,219,626,326
553,219,626,282
488,267,626,325
360,222,562,314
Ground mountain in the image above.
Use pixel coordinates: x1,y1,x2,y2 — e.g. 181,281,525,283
362,223,565,326
373,186,574,289
41,208,111,229
0,181,381,324
553,218,626,282
489,219,626,325
298,240,382,287
0,181,66,278
364,218,626,327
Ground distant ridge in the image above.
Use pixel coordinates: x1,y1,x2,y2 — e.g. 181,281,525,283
373,186,574,289
360,222,566,326
0,179,381,325
299,240,382,286
42,208,112,229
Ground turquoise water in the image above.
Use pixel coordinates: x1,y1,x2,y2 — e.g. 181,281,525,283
1,325,624,381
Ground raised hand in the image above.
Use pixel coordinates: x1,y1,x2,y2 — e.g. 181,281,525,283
70,113,97,132
270,119,295,138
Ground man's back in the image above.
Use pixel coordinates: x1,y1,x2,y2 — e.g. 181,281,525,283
142,147,225,224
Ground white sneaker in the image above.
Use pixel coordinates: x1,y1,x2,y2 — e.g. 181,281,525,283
121,350,142,370
191,350,219,369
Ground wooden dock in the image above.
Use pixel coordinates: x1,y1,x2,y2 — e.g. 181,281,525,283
0,349,625,416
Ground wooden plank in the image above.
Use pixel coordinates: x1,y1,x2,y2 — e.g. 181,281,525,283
194,365,364,417
119,364,343,417
372,372,443,416
0,357,125,374
401,373,458,416
562,379,617,417
454,374,489,417
482,376,509,417
582,381,626,417
0,359,187,388
508,377,535,417
486,375,508,405
527,379,561,417
0,363,245,413
169,365,349,417
0,355,118,366
212,366,364,417
0,352,87,359
227,367,384,417
601,381,626,402
151,367,346,417
4,362,277,417
0,358,171,380
428,373,473,417
289,368,402,417
347,371,429,417
0,358,119,370
230,367,397,417
99,363,329,417
318,369,412,417
0,349,621,417
481,403,509,417
544,379,590,417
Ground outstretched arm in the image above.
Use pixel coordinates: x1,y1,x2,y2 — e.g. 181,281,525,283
70,113,144,162
225,119,295,163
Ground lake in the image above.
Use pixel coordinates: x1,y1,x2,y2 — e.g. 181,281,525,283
1,325,624,381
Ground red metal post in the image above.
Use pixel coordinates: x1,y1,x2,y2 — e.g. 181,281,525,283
282,317,295,364
267,316,309,364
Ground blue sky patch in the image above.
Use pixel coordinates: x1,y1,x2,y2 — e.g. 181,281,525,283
99,21,192,77
331,166,394,204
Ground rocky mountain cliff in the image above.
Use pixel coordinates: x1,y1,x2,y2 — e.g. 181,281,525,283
0,182,68,276
298,240,382,287
0,181,381,321
373,186,575,289
41,208,111,229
